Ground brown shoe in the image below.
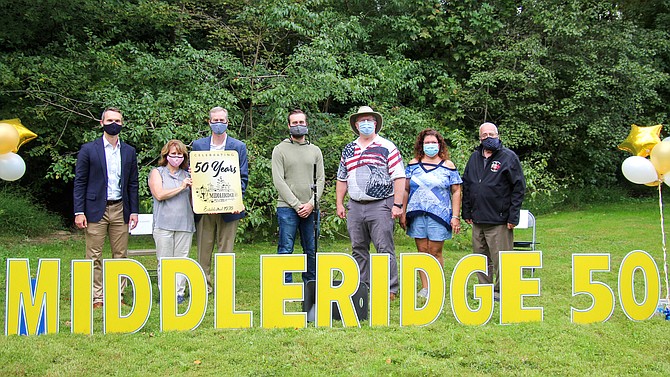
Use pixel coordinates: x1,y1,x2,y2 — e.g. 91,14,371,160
390,292,397,301
93,302,103,309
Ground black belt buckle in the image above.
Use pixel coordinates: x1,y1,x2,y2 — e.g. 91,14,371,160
106,199,122,205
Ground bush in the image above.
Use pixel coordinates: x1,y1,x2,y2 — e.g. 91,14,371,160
0,187,63,237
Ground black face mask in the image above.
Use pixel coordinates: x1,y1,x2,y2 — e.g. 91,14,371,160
103,122,122,136
289,125,308,137
481,137,501,151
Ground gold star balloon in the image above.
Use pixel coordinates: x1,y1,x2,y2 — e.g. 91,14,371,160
0,118,37,153
0,123,19,154
618,124,662,157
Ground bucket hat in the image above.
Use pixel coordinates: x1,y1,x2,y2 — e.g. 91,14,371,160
349,106,383,135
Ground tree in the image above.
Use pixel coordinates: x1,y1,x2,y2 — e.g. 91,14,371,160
1,0,669,238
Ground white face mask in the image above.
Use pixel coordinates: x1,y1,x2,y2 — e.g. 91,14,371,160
358,120,375,136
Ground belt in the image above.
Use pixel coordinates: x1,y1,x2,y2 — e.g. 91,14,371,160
106,199,122,205
351,198,384,204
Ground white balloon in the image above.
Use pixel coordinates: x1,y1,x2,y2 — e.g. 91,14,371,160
0,153,26,181
621,156,657,184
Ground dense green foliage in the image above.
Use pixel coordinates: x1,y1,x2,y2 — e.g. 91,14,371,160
0,188,62,236
1,0,669,240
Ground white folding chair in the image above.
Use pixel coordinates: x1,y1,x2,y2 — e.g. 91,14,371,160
128,214,157,277
128,214,156,255
513,210,538,277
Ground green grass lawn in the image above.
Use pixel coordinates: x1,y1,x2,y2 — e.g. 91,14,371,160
0,199,669,376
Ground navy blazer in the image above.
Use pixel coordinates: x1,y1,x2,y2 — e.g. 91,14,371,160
192,134,249,222
73,137,140,223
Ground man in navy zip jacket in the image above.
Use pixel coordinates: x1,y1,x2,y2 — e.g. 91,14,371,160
461,122,525,301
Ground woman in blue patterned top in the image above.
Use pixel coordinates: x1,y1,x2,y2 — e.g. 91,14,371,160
400,129,462,300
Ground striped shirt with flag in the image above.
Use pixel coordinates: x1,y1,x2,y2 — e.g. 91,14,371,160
337,135,405,201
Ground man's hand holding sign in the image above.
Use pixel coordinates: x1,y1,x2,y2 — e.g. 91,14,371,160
190,151,245,214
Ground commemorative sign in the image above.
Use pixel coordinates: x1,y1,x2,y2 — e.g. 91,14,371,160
5,250,667,335
190,151,244,214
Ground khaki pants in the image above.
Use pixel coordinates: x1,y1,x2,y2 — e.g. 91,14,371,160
196,215,238,291
85,202,129,304
471,223,513,292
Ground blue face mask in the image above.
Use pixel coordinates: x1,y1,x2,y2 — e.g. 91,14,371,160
358,120,375,136
423,143,439,157
210,122,228,135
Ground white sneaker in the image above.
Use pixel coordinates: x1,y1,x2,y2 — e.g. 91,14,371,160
417,288,429,299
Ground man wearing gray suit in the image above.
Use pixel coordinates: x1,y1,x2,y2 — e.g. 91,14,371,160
192,106,249,294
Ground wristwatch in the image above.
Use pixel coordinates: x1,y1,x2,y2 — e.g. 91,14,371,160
393,203,403,208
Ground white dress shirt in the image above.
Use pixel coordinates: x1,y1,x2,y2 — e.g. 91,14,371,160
103,136,122,200
210,134,227,151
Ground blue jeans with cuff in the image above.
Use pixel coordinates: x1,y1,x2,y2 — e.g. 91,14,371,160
276,207,318,283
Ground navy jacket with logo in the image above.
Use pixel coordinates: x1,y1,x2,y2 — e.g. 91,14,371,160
461,143,525,225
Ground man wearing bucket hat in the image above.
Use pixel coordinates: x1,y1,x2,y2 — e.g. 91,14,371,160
336,106,405,300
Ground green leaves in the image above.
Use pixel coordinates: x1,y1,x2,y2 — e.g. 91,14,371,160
1,0,669,234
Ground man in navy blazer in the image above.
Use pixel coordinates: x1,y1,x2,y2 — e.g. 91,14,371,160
73,107,139,308
192,106,248,293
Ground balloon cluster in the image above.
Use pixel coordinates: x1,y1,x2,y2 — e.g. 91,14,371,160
0,119,37,181
618,124,670,185
620,124,670,319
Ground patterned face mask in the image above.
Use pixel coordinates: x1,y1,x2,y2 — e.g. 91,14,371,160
167,155,184,168
481,137,501,151
210,122,228,135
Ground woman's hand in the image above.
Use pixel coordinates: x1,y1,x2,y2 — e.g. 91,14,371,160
181,177,192,189
451,217,461,234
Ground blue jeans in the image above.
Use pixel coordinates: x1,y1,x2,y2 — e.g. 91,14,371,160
277,207,318,283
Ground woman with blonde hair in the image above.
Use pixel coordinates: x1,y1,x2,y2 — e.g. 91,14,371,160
148,139,195,304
